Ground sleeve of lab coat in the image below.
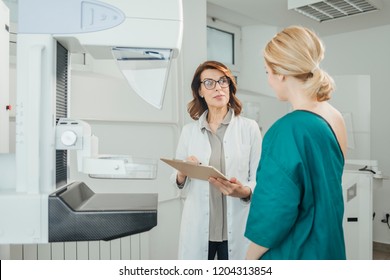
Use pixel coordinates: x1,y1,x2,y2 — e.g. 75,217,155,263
247,120,262,193
169,124,192,190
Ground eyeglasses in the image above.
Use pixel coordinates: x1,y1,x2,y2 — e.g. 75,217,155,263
200,76,230,90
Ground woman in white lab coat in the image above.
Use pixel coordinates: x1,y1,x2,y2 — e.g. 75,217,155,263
173,61,262,260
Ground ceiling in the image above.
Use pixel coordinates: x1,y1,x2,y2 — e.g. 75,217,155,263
207,0,390,36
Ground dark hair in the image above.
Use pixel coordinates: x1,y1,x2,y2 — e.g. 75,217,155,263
187,60,242,120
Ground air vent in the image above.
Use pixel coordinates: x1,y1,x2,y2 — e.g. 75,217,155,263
288,0,379,22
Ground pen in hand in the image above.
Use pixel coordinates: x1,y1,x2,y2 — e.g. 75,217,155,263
184,155,201,166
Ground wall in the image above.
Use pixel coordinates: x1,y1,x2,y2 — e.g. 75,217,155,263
239,25,278,97
238,25,289,133
322,26,390,244
181,0,208,125
330,75,371,159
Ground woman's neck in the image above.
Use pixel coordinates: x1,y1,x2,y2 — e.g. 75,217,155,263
284,77,320,111
289,90,320,112
207,107,228,124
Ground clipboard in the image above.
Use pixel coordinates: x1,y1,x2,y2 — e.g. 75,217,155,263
160,158,228,181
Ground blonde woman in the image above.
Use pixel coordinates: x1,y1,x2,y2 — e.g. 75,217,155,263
212,26,347,260
245,26,347,260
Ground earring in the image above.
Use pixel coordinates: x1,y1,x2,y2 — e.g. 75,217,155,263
200,95,204,98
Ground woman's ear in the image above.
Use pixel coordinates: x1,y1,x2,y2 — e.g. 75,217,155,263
278,74,285,82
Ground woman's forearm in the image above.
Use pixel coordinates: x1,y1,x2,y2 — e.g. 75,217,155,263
246,242,269,260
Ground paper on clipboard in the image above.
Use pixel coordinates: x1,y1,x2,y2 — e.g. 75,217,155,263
160,158,228,181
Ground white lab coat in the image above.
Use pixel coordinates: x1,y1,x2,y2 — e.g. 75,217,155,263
172,111,262,260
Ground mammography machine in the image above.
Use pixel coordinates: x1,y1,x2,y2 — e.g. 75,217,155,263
0,0,182,244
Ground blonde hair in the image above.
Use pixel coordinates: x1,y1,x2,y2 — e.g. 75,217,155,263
264,26,334,101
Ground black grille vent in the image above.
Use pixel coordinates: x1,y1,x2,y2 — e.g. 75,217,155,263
293,0,378,22
56,42,69,188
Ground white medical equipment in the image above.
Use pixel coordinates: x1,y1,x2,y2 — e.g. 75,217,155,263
0,0,182,244
0,1,9,154
342,159,386,259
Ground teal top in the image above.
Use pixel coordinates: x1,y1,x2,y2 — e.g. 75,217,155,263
245,110,346,260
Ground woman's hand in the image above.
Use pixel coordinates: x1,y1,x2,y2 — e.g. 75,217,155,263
208,177,251,199
176,155,200,185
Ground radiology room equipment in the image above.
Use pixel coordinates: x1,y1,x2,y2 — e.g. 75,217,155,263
0,0,182,244
342,159,387,259
0,0,9,154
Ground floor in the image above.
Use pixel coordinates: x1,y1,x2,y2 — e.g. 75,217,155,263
373,242,390,260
